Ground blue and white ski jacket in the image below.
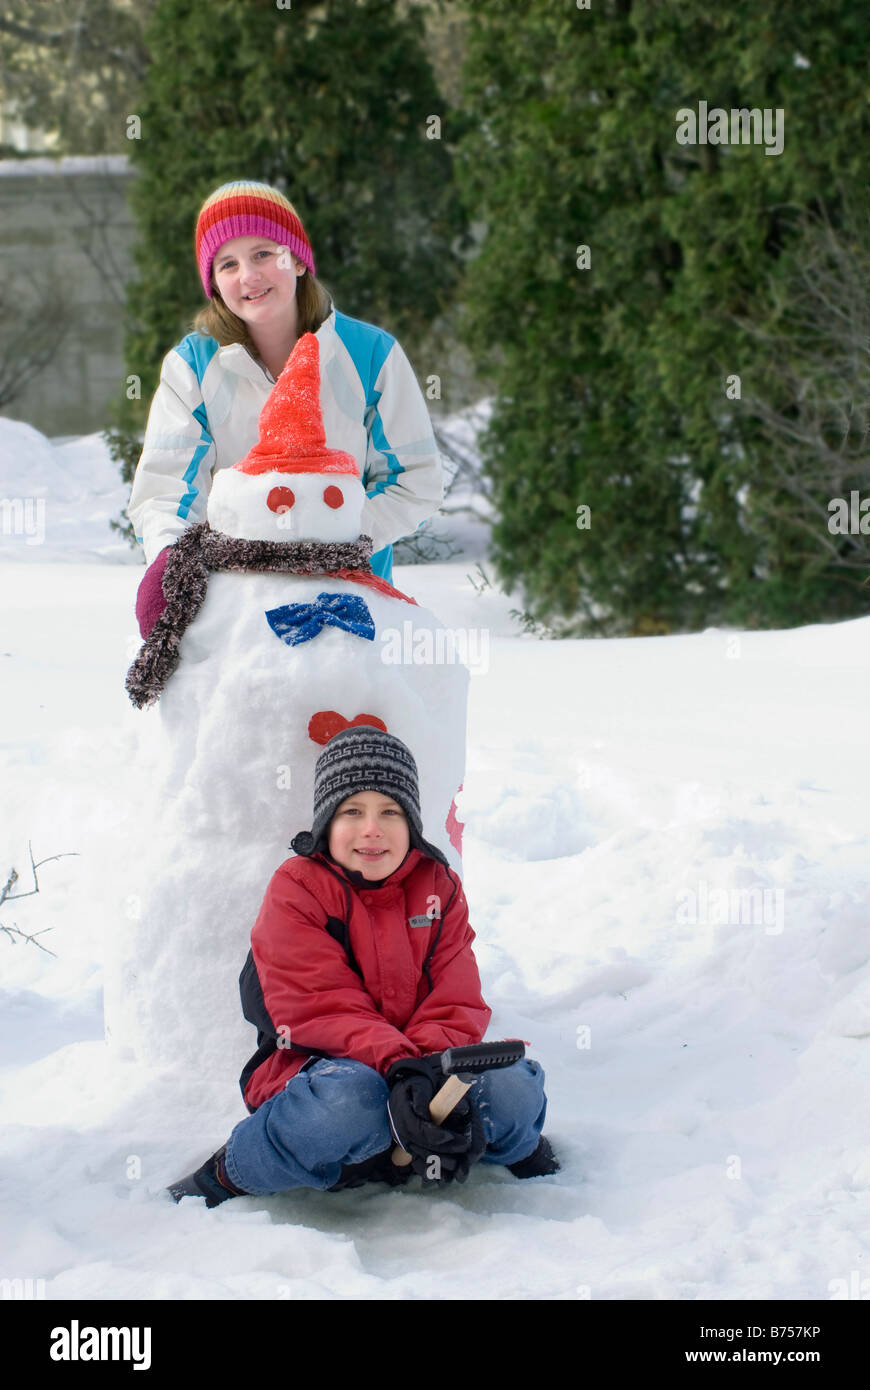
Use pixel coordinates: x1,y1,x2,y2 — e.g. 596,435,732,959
126,303,444,581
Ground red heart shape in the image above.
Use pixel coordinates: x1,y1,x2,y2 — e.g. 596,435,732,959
308,711,388,746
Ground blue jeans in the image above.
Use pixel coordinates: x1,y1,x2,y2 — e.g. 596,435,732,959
224,1056,548,1194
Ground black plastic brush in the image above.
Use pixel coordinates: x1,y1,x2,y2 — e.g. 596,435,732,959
391,1039,526,1166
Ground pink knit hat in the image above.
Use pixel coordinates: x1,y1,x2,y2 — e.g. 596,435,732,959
194,181,316,298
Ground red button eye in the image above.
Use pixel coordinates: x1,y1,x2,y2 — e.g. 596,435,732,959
323,485,344,509
267,486,295,513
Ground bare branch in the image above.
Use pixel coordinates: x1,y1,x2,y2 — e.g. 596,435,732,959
0,922,57,956
1,842,78,956
3,841,80,903
0,867,18,907
0,17,89,48
60,164,131,307
0,277,76,411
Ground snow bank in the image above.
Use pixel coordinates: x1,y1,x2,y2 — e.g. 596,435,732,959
0,416,138,564
1,549,868,1299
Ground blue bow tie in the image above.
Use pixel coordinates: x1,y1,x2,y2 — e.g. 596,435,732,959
265,591,376,646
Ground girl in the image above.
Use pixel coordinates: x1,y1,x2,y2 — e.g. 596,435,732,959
168,726,559,1205
128,180,445,637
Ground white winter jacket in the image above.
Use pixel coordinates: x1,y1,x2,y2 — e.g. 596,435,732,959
126,302,444,580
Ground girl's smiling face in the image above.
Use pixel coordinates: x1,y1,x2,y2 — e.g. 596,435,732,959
327,791,411,879
211,235,305,323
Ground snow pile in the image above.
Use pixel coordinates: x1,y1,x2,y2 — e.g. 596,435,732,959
0,416,137,564
1,546,868,1298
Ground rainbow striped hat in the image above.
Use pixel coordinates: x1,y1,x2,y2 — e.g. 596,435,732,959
194,181,316,298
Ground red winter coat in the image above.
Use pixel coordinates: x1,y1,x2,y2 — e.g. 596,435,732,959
238,846,492,1113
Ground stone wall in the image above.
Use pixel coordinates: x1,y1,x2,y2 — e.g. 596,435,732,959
0,155,137,438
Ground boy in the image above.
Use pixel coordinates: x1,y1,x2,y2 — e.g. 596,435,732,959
168,727,558,1206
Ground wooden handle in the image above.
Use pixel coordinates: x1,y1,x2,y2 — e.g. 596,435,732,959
391,1074,471,1167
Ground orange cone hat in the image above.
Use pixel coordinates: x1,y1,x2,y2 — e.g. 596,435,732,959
234,332,360,477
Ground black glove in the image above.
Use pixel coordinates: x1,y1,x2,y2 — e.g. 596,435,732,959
386,1054,486,1184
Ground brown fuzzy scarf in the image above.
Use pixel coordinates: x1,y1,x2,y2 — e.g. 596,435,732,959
125,522,375,709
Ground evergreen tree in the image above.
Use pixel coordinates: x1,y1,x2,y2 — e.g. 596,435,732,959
453,0,870,633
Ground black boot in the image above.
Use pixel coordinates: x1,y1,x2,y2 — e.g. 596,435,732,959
368,1149,415,1188
167,1145,247,1207
326,1147,413,1192
507,1135,560,1179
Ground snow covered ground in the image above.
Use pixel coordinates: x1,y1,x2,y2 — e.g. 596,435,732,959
1,421,869,1301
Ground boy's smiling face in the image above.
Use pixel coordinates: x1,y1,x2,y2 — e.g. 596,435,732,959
327,790,411,879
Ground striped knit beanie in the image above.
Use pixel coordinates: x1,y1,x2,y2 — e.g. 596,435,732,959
290,726,449,868
195,181,316,299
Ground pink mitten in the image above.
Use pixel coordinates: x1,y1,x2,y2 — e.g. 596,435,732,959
135,546,171,639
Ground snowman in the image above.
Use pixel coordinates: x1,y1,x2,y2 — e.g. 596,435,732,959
109,334,469,1087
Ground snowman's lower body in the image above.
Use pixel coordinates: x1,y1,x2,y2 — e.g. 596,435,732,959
107,573,469,1087
103,823,282,1077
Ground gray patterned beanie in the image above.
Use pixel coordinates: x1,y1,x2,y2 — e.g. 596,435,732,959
290,726,449,868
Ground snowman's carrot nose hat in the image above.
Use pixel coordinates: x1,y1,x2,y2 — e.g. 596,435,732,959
234,332,359,478
206,333,364,543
